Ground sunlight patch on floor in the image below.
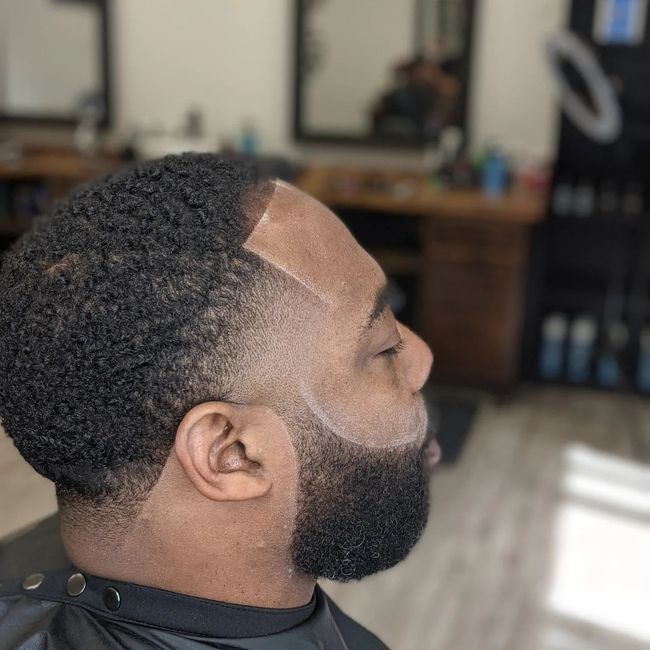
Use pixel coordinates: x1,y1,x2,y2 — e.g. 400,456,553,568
546,444,650,645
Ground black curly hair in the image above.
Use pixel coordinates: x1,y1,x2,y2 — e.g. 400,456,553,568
0,153,275,516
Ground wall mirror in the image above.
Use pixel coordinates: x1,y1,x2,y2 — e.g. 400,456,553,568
0,0,110,127
294,0,476,147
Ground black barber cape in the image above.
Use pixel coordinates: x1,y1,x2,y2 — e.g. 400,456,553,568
0,569,389,649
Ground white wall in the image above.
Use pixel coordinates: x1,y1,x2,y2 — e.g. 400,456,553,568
112,0,293,154
111,0,566,163
304,0,412,134
2,0,98,116
469,0,568,161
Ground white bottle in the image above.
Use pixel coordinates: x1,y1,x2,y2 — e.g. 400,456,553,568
567,316,597,383
539,313,568,379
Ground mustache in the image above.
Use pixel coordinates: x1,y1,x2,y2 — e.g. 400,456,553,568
414,395,430,447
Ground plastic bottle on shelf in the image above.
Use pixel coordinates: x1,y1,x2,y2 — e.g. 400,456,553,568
239,120,258,156
567,316,597,383
596,321,628,388
637,327,650,392
481,148,508,198
539,313,568,380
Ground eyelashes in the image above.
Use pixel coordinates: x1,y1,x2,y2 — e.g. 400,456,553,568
379,338,405,358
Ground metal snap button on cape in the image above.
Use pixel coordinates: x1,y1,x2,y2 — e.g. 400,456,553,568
103,586,121,611
22,573,45,590
66,572,87,597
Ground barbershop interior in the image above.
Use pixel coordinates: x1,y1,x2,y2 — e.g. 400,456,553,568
0,1,649,649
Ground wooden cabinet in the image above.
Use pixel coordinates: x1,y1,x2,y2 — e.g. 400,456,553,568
418,220,531,388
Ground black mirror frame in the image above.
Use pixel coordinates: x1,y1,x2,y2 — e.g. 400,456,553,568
292,0,477,149
0,0,112,129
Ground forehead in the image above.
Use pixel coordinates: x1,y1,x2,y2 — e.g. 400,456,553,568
244,181,383,308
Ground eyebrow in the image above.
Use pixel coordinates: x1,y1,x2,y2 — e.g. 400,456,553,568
361,283,389,335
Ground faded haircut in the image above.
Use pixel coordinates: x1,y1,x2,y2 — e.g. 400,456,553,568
0,153,274,520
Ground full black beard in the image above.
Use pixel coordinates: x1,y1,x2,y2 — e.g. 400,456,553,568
290,414,430,581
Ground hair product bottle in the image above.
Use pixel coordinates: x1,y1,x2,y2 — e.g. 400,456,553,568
539,312,568,379
567,316,597,383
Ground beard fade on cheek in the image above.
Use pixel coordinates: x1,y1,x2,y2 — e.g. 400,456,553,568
289,411,430,582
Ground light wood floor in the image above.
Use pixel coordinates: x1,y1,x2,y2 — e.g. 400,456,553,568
2,386,649,649
0,431,57,541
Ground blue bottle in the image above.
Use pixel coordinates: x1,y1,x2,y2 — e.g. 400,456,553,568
239,121,258,156
481,148,508,198
567,316,596,384
539,313,568,380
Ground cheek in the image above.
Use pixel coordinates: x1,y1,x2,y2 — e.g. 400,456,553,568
283,307,425,448
303,358,425,448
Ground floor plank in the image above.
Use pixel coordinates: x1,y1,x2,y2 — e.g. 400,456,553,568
0,432,57,541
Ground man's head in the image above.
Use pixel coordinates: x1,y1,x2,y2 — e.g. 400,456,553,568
0,154,435,583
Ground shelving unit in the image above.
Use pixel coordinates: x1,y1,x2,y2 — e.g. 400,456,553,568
521,1,650,394
523,215,650,392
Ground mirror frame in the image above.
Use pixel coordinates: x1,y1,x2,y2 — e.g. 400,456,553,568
292,0,477,148
0,0,112,128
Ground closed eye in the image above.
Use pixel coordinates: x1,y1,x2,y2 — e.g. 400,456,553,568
379,338,405,358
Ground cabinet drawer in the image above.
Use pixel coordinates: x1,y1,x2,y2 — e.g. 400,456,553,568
419,312,520,387
420,262,523,316
421,219,529,268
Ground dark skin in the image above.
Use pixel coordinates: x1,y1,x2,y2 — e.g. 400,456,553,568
63,183,434,608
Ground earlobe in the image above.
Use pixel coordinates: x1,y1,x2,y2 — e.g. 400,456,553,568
174,402,272,502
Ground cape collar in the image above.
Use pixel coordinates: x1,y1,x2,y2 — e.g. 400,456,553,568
17,568,318,638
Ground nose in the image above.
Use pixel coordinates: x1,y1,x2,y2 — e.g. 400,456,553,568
398,323,433,393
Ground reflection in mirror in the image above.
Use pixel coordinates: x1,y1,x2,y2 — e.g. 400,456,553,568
0,0,106,124
296,0,474,146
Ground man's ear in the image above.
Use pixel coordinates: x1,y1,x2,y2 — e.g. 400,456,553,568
174,401,272,502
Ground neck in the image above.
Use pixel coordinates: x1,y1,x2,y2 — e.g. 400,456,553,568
60,476,314,609
63,524,315,609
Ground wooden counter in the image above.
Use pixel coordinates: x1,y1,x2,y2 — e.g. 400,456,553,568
296,166,545,225
296,166,547,389
0,146,121,181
